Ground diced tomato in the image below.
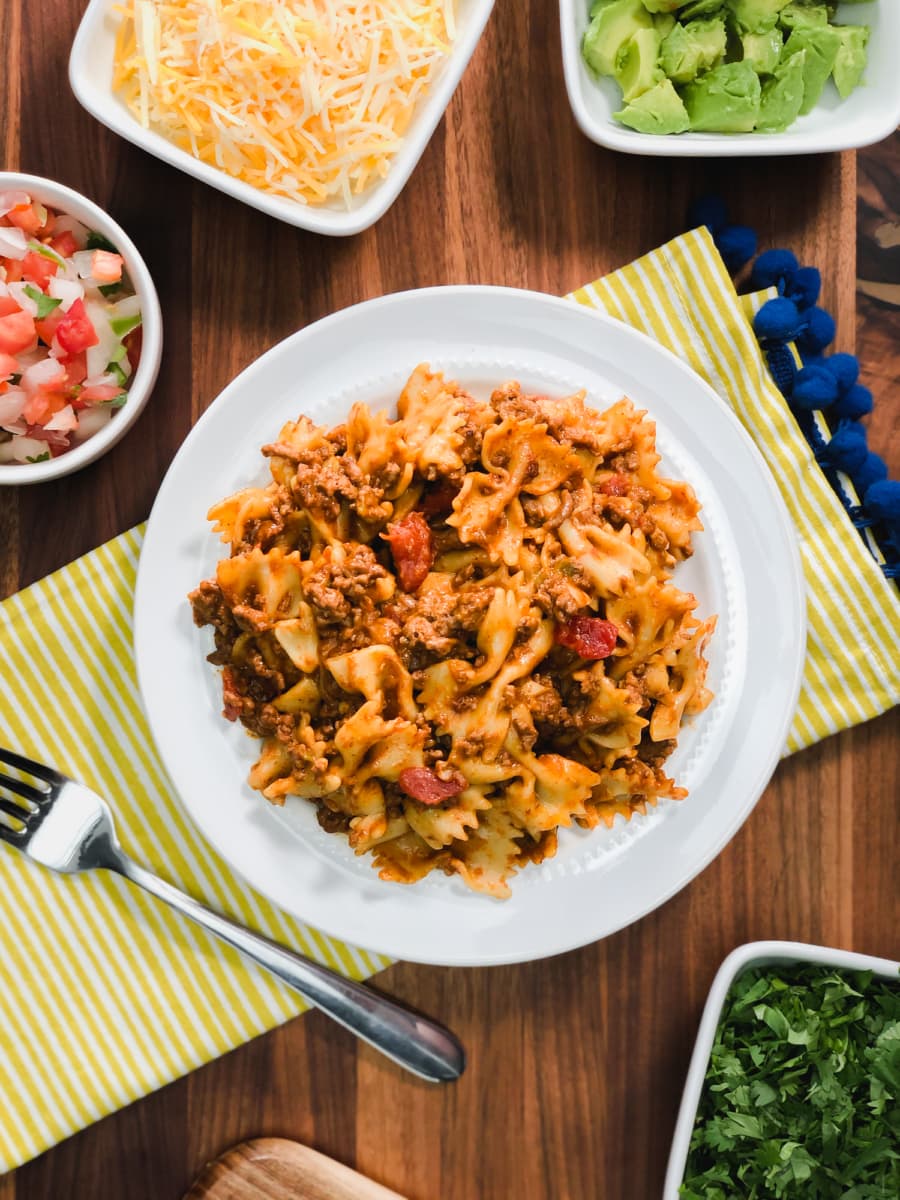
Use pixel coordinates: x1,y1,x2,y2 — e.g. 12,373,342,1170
58,352,87,389
35,308,65,346
6,204,43,235
21,250,58,288
23,390,67,425
0,309,37,356
55,299,98,355
384,510,435,592
2,259,24,283
0,351,17,379
555,615,619,660
91,250,123,284
599,474,630,497
79,384,123,403
417,479,459,517
0,296,21,318
398,767,467,806
23,423,68,453
49,231,78,258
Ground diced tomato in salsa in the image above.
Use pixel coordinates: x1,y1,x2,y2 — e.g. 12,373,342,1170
55,299,98,355
49,231,78,258
7,203,43,235
0,310,37,356
21,250,58,288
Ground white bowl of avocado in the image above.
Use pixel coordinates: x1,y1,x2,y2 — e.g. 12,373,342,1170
559,0,900,154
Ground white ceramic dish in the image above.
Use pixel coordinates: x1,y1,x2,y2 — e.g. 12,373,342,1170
134,285,805,966
559,1,900,156
665,939,900,1198
0,172,162,487
69,0,495,236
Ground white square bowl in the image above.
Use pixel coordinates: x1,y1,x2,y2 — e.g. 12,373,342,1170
664,939,900,1198
69,0,494,236
559,1,900,156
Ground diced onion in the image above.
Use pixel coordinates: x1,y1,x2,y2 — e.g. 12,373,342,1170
0,191,31,218
7,281,39,317
72,406,113,443
22,358,66,391
48,276,85,312
0,390,27,423
0,435,49,463
44,404,78,432
0,227,28,260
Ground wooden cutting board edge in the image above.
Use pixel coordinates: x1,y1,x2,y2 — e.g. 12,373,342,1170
183,1137,409,1200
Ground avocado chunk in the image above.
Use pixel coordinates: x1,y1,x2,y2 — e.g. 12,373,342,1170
741,27,783,72
832,24,869,99
615,28,664,101
660,17,727,83
683,59,762,130
583,0,654,77
678,0,725,17
758,45,806,129
781,24,841,113
727,0,790,34
615,77,691,133
653,12,677,37
779,3,828,30
642,0,689,12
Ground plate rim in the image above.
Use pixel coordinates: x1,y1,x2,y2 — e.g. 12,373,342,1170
135,284,806,966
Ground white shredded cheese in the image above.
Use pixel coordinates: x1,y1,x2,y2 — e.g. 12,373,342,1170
112,0,455,208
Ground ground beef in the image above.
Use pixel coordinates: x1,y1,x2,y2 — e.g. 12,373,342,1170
533,568,587,622
304,544,388,624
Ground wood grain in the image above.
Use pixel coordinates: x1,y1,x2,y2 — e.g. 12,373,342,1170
184,1139,406,1200
2,0,896,1198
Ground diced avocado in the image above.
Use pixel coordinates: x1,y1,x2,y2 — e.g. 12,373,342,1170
742,27,783,72
832,24,869,99
727,0,790,34
642,0,689,12
614,76,691,133
678,0,726,17
779,3,828,30
660,17,728,82
615,28,664,101
683,59,762,130
589,0,614,19
582,0,653,77
781,24,841,113
653,12,677,37
757,44,806,129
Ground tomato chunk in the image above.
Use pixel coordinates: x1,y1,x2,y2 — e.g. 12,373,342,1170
384,510,435,592
599,473,629,497
55,298,98,355
91,250,123,284
7,203,43,235
79,384,123,403
0,351,18,379
398,767,466,806
0,309,37,356
21,250,58,288
417,479,459,517
555,615,618,660
50,231,78,258
0,296,21,318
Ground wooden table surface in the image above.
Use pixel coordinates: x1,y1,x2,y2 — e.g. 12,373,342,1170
2,1,897,1197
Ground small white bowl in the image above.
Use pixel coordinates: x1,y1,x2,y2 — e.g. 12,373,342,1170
664,939,900,1198
0,172,162,486
560,1,900,156
69,0,495,236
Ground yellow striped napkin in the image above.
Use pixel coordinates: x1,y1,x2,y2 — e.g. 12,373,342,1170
1,227,898,1175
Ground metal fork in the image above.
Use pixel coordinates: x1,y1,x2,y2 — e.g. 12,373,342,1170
0,746,464,1083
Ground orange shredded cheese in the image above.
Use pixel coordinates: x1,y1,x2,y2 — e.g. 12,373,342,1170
112,0,455,207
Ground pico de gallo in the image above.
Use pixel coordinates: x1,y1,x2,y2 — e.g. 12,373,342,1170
0,191,142,465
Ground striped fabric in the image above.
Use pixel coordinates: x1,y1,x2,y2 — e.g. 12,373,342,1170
1,229,898,1174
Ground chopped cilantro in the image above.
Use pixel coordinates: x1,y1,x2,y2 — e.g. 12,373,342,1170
87,230,119,254
25,451,50,463
100,391,128,409
23,284,62,320
681,965,900,1198
98,282,122,298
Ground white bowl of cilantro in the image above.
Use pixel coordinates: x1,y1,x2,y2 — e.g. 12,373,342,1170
0,172,161,485
560,1,900,154
665,940,900,1198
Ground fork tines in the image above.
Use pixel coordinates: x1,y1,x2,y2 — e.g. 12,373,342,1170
0,746,65,786
0,748,57,839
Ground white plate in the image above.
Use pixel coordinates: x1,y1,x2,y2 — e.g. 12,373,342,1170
664,941,900,1198
135,286,805,966
69,0,494,236
559,1,900,157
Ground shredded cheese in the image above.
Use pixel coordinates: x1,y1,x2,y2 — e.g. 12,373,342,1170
112,0,455,208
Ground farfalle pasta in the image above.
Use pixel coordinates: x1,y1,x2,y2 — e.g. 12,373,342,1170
190,366,715,898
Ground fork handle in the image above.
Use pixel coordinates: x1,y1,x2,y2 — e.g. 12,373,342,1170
113,855,464,1083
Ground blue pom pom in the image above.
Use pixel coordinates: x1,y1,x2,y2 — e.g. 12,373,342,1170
832,383,873,420
750,249,799,292
765,343,799,397
797,306,836,356
716,224,758,272
791,365,839,410
754,296,801,341
853,452,888,496
865,480,900,523
826,423,868,473
688,195,729,234
821,352,860,391
786,266,821,310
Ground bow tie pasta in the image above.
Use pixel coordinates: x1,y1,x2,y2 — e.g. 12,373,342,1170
189,367,715,898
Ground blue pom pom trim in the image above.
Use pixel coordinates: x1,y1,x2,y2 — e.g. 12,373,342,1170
687,195,900,583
